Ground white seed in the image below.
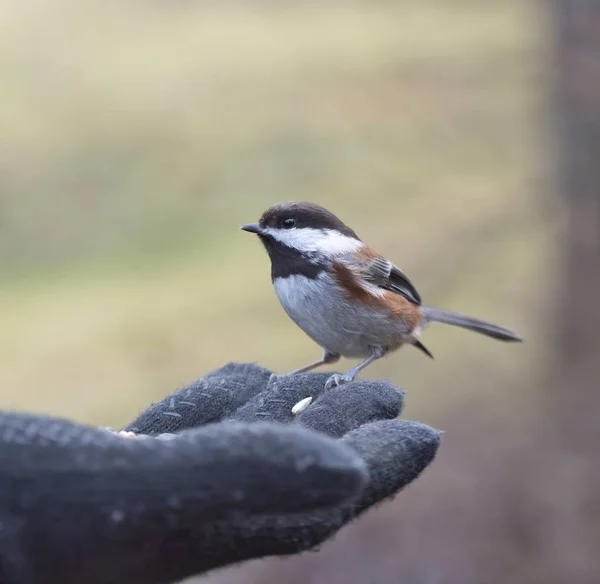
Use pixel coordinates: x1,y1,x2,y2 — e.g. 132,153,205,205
118,430,138,439
292,396,313,415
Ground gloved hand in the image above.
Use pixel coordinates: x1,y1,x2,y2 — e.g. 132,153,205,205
0,362,441,584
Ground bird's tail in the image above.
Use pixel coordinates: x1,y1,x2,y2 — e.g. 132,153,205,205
420,307,523,342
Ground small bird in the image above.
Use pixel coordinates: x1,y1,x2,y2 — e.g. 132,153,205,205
242,201,523,390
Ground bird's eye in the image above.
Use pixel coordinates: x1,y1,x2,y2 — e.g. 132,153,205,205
281,217,296,229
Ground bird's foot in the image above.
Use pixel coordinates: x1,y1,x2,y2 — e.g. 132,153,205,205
324,373,355,390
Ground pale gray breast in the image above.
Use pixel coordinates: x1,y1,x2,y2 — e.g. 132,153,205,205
273,273,410,357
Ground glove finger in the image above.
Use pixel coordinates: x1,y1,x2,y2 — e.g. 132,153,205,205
202,361,273,390
295,379,404,438
175,419,442,575
3,413,370,584
341,419,442,514
229,372,334,423
5,413,367,518
123,362,273,435
171,421,368,517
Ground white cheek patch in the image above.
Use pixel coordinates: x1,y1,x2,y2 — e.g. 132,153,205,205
263,227,364,256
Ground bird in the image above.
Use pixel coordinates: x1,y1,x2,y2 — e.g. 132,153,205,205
241,201,523,390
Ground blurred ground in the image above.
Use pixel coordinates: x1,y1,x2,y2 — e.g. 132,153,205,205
0,1,564,582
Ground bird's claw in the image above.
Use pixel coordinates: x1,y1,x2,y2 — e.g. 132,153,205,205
324,373,354,390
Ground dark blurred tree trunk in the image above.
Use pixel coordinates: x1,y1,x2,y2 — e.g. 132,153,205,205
542,0,600,581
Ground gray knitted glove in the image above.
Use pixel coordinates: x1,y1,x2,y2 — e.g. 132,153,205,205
0,362,441,584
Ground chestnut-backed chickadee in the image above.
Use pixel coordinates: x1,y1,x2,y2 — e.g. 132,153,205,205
242,201,523,390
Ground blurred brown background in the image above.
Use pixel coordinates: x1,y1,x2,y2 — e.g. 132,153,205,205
1,1,598,583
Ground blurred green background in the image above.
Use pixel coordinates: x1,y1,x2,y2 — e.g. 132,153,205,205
3,1,581,583
0,0,552,429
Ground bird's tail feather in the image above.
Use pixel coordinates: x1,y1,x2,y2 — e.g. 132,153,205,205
420,307,523,342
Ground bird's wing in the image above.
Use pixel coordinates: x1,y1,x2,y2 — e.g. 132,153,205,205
357,256,422,306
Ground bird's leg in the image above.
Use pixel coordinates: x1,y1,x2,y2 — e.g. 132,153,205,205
324,346,387,390
288,350,340,375
268,350,340,387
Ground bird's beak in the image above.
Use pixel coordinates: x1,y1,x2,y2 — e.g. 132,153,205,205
241,222,262,234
